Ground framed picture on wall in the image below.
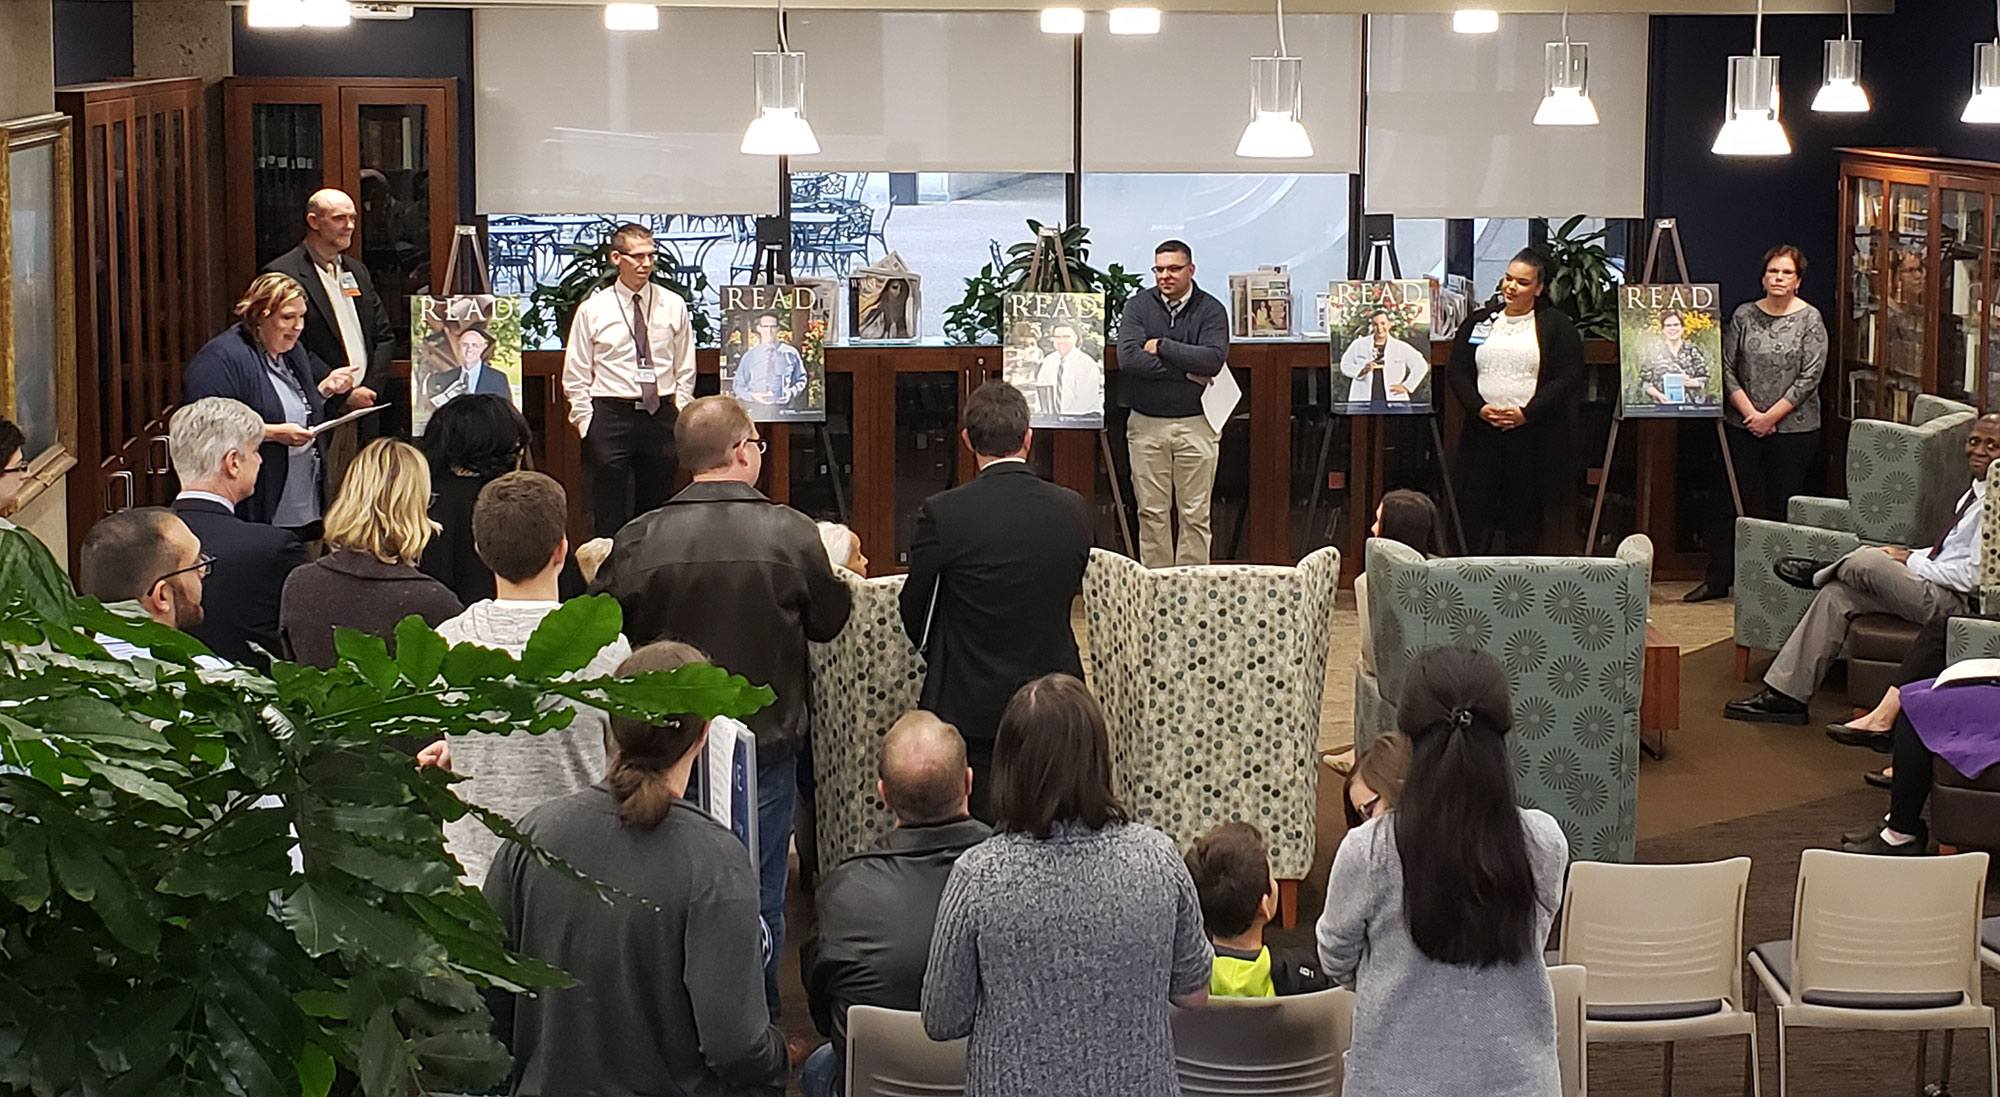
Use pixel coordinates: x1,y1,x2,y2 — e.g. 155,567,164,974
0,111,80,521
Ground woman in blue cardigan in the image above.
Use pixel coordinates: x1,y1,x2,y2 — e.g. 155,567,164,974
181,273,360,535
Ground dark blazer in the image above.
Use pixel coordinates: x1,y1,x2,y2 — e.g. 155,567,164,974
1444,300,1587,433
898,461,1091,741
181,325,328,525
801,816,992,1069
587,480,854,758
172,495,305,668
279,549,463,669
425,365,514,405
263,244,395,409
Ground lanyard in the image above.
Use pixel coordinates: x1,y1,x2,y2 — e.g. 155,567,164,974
618,284,654,360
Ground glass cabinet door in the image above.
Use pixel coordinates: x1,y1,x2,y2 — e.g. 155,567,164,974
1846,177,1884,419
893,371,963,566
249,102,330,273
1938,187,1984,408
350,101,431,355
1881,182,1930,422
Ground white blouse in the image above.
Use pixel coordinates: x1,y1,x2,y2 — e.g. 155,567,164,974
1475,309,1542,410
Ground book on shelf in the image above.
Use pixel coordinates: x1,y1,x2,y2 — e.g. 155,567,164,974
1228,267,1293,338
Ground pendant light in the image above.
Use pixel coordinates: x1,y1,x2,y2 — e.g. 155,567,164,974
1712,0,1790,157
1040,7,1085,35
245,0,305,28
1966,1,2000,124
300,0,352,27
1453,9,1499,34
1237,0,1312,158
604,3,659,31
741,0,819,156
1108,8,1162,35
1811,0,1868,113
1533,4,1598,127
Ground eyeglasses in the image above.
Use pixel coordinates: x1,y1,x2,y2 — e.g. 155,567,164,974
1357,795,1383,820
739,437,768,454
617,249,658,261
1152,263,1190,275
152,552,215,590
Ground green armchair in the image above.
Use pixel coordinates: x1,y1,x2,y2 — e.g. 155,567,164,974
1363,535,1654,862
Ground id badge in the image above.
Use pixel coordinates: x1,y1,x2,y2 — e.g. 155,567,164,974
338,271,362,297
636,357,657,387
1468,319,1494,346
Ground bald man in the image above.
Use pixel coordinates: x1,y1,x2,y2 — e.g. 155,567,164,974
265,188,396,442
799,712,990,1097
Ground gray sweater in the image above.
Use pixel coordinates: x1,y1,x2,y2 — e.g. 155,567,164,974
921,822,1213,1097
1115,285,1231,418
1315,809,1570,1097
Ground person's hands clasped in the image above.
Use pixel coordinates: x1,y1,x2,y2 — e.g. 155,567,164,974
264,422,314,447
1743,406,1781,437
1480,405,1526,430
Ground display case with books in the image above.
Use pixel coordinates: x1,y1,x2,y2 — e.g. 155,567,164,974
1229,267,1293,338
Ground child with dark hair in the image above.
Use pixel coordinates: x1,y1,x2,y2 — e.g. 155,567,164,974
1184,821,1330,997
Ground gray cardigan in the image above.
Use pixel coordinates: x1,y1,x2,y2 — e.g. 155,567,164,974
1115,285,1231,419
921,822,1213,1097
1316,809,1570,1097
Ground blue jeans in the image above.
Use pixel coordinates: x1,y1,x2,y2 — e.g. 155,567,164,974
756,749,798,1021
800,1042,841,1097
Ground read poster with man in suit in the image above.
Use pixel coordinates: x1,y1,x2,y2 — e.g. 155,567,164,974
410,294,525,435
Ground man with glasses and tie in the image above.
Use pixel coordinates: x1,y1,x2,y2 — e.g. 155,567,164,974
561,222,697,537
1115,239,1231,568
1726,412,2000,724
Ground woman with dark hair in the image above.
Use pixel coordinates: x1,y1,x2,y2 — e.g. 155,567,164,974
483,640,788,1097
1342,731,1410,830
1317,645,1569,1097
1445,248,1587,554
923,674,1212,1097
1356,489,1444,687
419,393,580,603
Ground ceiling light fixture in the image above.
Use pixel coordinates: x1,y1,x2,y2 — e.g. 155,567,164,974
1040,7,1085,34
1453,9,1499,34
1108,8,1162,35
1812,0,1868,113
1237,0,1312,158
245,0,305,29
1533,4,1598,126
1966,3,2000,124
299,0,352,27
741,0,819,157
1712,0,1790,156
604,3,659,31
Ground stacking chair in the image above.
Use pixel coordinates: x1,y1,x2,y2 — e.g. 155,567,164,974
1170,988,1352,1096
1551,964,1590,1097
1557,858,1758,1096
845,1005,966,1097
1982,916,2000,974
1747,849,1996,1097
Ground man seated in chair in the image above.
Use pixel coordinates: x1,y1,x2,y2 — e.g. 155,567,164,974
799,712,991,1097
1726,413,2000,724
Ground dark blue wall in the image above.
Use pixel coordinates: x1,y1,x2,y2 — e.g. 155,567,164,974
54,0,132,86
1647,1,2000,307
232,6,476,220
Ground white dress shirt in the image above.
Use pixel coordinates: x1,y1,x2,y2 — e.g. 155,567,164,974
1037,348,1103,415
1338,335,1431,403
311,252,370,376
561,282,697,436
1907,479,1988,594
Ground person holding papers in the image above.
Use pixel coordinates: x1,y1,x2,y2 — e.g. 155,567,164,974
184,273,360,537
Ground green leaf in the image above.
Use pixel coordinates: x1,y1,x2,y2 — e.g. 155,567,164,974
412,1031,512,1087
516,595,622,680
201,998,293,1097
297,1044,335,1097
315,836,457,895
394,617,448,687
281,882,449,973
441,641,518,687
49,829,159,953
334,627,399,693
80,759,190,812
307,805,437,845
0,825,50,910
358,1006,406,1097
549,662,773,724
295,990,350,1020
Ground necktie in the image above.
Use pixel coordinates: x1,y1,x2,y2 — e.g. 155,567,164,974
633,293,659,414
1931,492,1976,555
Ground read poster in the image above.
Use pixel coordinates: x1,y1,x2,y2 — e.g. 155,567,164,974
1617,284,1723,418
409,295,525,437
1328,280,1434,415
721,283,829,424
1003,292,1105,429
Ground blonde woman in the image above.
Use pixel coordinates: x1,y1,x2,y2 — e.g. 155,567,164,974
182,272,362,533
279,438,462,669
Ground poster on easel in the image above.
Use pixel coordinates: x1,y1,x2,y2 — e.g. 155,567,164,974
721,283,828,423
1616,284,1723,418
1328,279,1434,415
409,295,525,437
1003,291,1105,429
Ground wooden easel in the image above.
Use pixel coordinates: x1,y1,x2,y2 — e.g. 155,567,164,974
1022,226,1137,558
749,229,849,524
438,224,494,296
1584,218,1744,554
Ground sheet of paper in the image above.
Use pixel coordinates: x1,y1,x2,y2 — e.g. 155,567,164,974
702,715,747,829
310,403,388,437
1202,365,1242,435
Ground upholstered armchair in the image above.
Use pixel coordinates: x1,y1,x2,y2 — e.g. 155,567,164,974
808,570,925,870
1363,535,1654,862
1081,547,1340,892
1733,397,1977,674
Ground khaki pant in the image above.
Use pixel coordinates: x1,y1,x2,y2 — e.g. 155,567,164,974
1764,547,1971,701
1127,410,1219,568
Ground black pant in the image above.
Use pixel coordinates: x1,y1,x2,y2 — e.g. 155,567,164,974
1704,425,1820,588
1460,423,1565,555
1884,615,1956,836
586,397,678,537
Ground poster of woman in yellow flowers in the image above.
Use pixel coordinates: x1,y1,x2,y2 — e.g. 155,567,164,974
1618,283,1723,418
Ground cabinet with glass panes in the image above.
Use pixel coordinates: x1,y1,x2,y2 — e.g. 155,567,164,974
1837,149,2000,422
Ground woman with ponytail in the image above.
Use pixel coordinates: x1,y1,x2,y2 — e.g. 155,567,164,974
1315,645,1570,1097
482,640,788,1097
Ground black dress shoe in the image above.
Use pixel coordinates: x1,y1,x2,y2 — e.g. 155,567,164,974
1826,723,1894,753
1864,769,1893,789
1683,581,1730,603
1723,687,1810,725
1773,557,1831,591
1841,831,1928,856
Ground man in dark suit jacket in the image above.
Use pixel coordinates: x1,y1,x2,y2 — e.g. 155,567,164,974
166,397,305,667
263,188,396,438
899,380,1092,818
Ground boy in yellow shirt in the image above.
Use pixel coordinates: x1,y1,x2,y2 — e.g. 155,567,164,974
1185,822,1331,997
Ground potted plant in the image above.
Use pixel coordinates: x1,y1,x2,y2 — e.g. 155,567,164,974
522,218,716,348
944,221,1144,345
0,527,769,1096
1543,214,1622,341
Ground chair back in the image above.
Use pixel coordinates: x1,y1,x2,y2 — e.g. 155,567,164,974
808,571,924,867
1171,988,1352,1096
1843,408,1975,547
1558,858,1750,1013
1789,849,1987,1007
1549,964,1589,1097
845,1005,966,1097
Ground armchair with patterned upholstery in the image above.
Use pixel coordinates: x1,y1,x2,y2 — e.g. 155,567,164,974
1732,396,1978,683
1080,547,1340,909
807,570,925,871
1363,535,1654,863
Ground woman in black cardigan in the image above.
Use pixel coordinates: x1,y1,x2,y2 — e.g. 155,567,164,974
1444,249,1586,555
